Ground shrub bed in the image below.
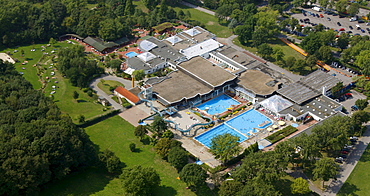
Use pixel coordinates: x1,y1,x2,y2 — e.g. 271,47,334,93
266,125,298,144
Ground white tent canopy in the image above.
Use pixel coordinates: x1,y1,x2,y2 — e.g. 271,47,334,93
259,95,293,113
137,52,156,62
184,28,201,37
139,40,157,51
166,36,183,45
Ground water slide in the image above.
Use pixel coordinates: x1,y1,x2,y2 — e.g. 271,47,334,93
138,91,215,136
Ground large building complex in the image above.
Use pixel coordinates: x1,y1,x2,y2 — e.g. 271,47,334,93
128,26,344,122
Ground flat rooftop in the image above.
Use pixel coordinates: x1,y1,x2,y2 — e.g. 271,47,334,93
218,47,255,66
280,95,341,119
301,70,341,92
178,56,236,87
237,70,278,96
152,70,213,104
277,82,320,105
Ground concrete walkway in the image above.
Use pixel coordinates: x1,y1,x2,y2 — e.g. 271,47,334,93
89,74,138,111
180,1,217,16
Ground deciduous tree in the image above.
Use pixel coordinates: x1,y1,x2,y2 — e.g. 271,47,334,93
355,99,369,110
313,158,339,188
210,133,241,164
168,147,188,171
135,125,148,140
180,163,208,188
120,166,161,195
291,177,311,195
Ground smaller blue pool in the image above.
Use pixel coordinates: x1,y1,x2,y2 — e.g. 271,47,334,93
197,94,240,115
195,124,247,148
126,51,138,58
226,109,272,135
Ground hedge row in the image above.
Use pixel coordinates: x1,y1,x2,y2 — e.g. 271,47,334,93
266,125,298,144
77,109,120,128
225,142,259,166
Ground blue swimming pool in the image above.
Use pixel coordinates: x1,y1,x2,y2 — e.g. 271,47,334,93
126,51,138,58
195,124,247,148
195,109,272,148
225,109,272,136
197,94,240,115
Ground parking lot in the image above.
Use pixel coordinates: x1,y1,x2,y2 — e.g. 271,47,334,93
292,8,370,36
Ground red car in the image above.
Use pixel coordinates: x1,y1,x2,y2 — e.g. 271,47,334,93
341,151,349,154
339,28,345,31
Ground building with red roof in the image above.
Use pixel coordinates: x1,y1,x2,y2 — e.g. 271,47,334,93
114,86,141,105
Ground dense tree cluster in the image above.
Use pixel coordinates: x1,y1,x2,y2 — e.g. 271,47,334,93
0,0,185,48
0,60,98,195
57,45,103,88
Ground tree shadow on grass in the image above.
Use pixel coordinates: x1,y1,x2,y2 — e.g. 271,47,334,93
154,185,177,196
337,182,360,196
40,167,114,196
25,57,33,61
77,99,87,103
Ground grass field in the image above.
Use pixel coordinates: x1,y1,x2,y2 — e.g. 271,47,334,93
0,42,71,89
337,145,370,195
97,80,125,95
232,38,305,60
172,4,232,38
1,41,106,123
41,116,197,196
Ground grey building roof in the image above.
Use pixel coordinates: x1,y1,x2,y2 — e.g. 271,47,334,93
178,57,237,87
277,70,341,105
218,47,256,66
300,70,341,92
237,70,279,96
279,95,341,119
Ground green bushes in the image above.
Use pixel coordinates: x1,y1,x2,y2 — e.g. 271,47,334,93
265,125,298,144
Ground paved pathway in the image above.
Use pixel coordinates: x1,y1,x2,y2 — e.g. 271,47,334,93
324,126,370,196
180,1,216,16
89,75,138,111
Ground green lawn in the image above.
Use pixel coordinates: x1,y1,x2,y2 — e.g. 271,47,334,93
97,80,125,95
172,4,232,38
338,145,370,195
41,116,197,196
1,41,106,123
0,42,71,89
233,38,305,60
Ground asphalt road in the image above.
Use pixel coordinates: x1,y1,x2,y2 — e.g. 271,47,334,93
291,8,369,36
324,126,370,196
89,75,138,111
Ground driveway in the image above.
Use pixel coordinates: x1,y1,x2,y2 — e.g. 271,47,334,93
90,74,138,111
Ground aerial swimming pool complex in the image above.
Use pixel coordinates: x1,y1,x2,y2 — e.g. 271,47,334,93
195,109,272,148
197,94,240,115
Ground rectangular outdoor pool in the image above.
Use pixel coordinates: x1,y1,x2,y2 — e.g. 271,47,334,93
197,94,240,115
126,51,138,58
194,109,272,148
194,124,247,148
225,109,272,136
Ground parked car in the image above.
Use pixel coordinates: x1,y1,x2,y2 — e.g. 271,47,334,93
335,159,343,163
361,29,366,33
339,28,345,31
342,148,350,152
337,22,341,26
350,136,358,141
339,154,347,159
358,20,365,23
327,17,331,21
341,150,349,154
344,144,353,149
349,26,353,29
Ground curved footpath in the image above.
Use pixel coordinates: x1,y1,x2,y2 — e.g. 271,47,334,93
90,75,138,111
